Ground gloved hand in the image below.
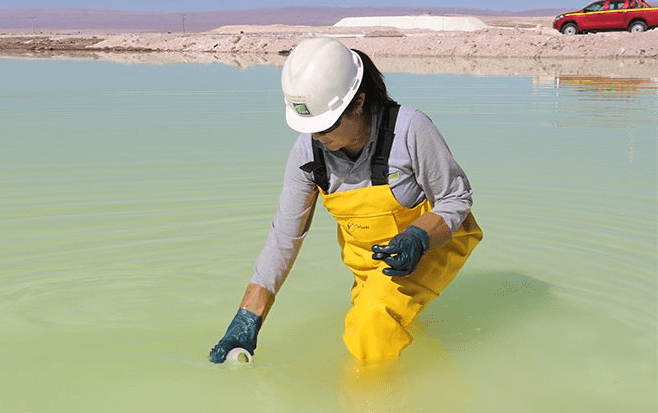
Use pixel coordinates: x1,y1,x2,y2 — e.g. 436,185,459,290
371,225,429,277
209,308,262,363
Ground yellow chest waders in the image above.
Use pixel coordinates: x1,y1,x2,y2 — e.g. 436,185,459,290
301,106,483,361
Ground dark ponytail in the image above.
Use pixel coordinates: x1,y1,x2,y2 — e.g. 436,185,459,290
347,49,397,114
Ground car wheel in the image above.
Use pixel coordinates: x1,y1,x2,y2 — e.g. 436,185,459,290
628,21,647,33
561,23,578,35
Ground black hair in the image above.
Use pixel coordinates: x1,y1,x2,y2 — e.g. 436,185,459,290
346,49,397,115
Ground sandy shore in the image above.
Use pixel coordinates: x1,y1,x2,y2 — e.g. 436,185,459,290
1,16,657,78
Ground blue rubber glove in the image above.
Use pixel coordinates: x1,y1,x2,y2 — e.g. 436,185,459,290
209,308,262,363
371,225,429,276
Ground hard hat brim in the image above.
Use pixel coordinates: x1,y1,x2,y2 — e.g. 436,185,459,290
285,102,344,134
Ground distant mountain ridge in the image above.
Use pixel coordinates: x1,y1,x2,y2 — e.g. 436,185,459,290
0,6,566,33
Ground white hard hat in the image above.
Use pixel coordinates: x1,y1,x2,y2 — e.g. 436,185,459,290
281,37,364,134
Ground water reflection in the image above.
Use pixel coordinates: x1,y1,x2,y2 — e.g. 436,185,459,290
531,74,657,131
537,75,658,101
4,48,658,80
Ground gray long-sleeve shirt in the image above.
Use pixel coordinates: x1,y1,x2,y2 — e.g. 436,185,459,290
250,105,473,295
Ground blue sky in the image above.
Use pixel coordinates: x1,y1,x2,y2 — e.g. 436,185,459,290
0,1,586,12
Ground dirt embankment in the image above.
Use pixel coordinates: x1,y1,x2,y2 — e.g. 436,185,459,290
1,16,657,78
83,24,658,58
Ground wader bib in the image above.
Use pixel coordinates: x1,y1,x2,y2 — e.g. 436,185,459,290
301,106,483,361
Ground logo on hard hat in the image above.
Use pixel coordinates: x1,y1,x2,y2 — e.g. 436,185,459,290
293,102,311,116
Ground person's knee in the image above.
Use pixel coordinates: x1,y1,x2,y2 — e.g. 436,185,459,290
343,299,412,361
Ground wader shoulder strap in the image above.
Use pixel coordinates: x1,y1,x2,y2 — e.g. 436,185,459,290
370,104,400,186
300,142,329,192
299,104,400,191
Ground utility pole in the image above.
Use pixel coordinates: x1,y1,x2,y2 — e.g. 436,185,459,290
181,14,186,33
27,16,36,33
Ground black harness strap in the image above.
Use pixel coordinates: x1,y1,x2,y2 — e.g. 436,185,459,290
300,104,400,191
370,104,399,186
299,143,329,192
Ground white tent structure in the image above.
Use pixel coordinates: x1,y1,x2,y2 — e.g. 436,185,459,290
334,15,488,32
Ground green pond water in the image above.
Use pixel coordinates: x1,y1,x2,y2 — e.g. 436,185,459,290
0,57,656,412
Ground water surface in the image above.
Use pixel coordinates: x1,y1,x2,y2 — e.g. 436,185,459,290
1,58,656,412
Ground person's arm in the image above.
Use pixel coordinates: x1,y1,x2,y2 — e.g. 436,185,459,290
407,210,452,251
372,109,473,276
239,282,275,320
209,135,317,363
409,110,473,238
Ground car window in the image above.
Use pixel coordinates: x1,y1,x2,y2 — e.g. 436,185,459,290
584,1,605,11
609,0,625,9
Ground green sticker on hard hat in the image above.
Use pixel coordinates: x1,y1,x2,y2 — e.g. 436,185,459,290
293,102,311,116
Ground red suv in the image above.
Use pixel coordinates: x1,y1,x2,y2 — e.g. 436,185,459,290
554,0,658,34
